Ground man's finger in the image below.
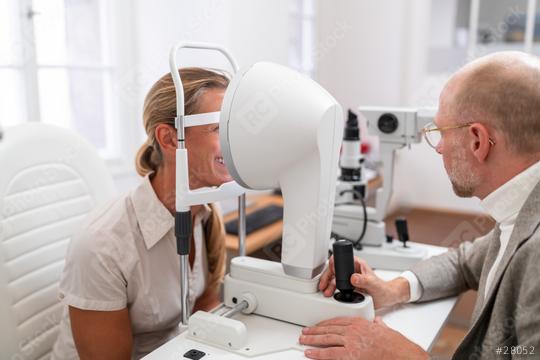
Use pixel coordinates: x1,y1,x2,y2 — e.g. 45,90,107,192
299,334,345,347
355,257,374,275
315,316,355,327
374,316,388,328
351,273,375,290
318,269,332,292
318,257,335,291
353,256,363,273
304,347,347,360
302,325,346,336
322,279,336,297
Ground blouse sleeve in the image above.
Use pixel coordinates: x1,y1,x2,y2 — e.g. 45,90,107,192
58,229,128,311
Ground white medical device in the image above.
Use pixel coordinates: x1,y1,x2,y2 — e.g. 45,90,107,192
221,62,342,279
332,107,435,270
182,61,374,354
169,42,247,325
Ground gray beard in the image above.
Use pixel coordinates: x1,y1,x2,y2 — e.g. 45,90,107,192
450,180,476,197
446,142,480,198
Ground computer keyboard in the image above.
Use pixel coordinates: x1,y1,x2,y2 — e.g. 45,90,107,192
225,204,283,235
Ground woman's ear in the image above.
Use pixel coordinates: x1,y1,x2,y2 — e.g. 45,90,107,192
154,124,177,157
468,123,492,163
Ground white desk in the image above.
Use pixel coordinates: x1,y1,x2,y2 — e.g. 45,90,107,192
144,243,457,359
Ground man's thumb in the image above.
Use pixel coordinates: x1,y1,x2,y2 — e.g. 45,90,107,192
351,273,372,288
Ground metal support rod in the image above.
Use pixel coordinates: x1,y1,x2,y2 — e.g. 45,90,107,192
180,255,190,325
210,303,228,314
222,301,249,318
524,0,537,54
238,194,247,256
175,115,186,146
467,0,480,60
170,41,242,328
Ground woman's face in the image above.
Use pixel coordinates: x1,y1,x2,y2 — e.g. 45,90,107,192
185,87,232,188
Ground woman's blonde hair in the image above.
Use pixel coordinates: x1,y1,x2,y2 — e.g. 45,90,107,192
204,204,227,292
135,67,229,177
135,67,229,293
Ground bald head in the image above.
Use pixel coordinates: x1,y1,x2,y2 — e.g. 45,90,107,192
443,51,540,155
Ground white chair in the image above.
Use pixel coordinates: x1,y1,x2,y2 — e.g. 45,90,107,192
0,123,115,360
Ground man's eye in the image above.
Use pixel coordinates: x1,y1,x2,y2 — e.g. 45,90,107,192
212,126,219,132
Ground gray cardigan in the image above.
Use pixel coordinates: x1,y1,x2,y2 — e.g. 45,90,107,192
410,180,540,360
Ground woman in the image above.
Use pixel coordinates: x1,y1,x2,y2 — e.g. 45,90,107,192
52,68,232,359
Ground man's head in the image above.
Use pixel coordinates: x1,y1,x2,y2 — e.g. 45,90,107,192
434,51,540,199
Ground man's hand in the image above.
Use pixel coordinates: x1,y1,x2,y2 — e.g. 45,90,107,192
319,256,411,309
299,316,429,360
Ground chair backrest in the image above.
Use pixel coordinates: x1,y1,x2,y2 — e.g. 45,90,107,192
0,123,115,360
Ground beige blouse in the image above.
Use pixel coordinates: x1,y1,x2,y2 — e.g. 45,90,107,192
52,175,211,359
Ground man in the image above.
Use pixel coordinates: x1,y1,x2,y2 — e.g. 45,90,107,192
299,51,540,359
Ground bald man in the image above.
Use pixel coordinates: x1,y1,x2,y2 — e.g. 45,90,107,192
299,51,540,359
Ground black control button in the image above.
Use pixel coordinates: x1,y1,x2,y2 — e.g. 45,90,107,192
184,349,206,359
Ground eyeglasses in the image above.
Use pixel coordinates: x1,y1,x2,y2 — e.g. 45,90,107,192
421,122,495,149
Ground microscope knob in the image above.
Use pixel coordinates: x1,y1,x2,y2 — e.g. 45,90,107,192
332,240,355,294
395,218,410,248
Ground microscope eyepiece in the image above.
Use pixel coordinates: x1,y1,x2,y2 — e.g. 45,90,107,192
340,109,362,182
343,109,360,141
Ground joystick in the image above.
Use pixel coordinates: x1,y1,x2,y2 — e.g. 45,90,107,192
332,240,365,303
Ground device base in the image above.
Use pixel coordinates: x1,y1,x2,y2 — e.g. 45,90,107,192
354,240,428,271
179,311,308,358
187,311,247,350
224,258,375,327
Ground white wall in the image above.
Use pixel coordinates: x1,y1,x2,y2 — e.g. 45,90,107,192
429,0,458,48
316,1,406,110
316,0,485,214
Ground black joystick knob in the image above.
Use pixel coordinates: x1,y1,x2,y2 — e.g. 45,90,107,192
395,218,410,248
332,240,365,303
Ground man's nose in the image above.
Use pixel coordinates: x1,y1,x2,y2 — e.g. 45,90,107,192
435,142,443,154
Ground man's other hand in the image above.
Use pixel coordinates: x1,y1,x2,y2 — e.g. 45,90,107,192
299,316,429,360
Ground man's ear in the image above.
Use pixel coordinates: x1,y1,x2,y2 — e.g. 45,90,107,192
468,123,492,163
154,124,177,157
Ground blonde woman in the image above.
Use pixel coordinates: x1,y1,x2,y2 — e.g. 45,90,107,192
52,68,231,359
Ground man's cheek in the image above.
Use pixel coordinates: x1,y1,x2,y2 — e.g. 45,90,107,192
441,156,451,174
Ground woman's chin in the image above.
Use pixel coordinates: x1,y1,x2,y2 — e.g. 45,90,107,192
219,174,233,184
210,172,233,186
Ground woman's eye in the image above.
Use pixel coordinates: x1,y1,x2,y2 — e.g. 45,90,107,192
212,126,219,132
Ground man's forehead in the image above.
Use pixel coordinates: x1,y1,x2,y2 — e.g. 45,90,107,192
435,92,455,126
438,75,462,113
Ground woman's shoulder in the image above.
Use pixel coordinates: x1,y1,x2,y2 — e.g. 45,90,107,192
70,189,138,255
